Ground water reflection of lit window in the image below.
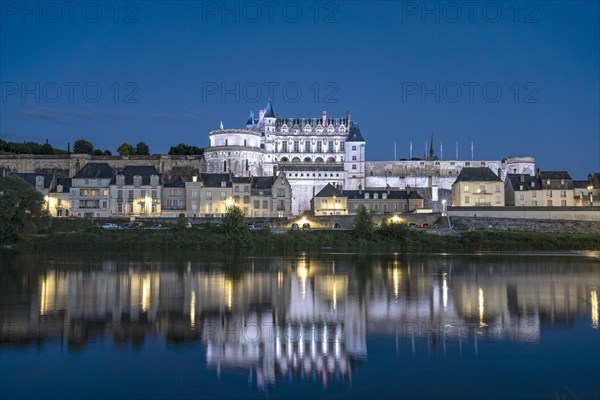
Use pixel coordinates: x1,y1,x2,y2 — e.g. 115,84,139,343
393,268,400,300
141,276,150,312
591,288,598,329
442,273,448,310
297,265,308,300
478,287,487,327
190,290,196,328
225,279,233,311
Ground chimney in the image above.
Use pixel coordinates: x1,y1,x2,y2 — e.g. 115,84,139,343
537,167,541,178
386,184,390,194
346,110,351,126
322,111,326,126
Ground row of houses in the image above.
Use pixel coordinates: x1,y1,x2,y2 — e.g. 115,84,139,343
13,163,293,219
451,167,600,207
11,164,599,219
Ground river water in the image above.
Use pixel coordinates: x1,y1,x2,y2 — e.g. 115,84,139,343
1,251,599,399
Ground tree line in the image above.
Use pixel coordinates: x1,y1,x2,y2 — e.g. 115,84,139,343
0,139,203,156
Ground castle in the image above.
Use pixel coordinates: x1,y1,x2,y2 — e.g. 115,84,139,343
0,101,536,216
204,101,535,214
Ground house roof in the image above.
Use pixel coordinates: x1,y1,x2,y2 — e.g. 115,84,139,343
12,172,54,189
343,189,422,200
73,163,114,179
112,166,159,185
538,171,573,189
51,177,72,193
506,174,540,191
252,177,275,190
315,183,343,197
163,177,186,188
455,167,501,183
539,171,572,180
346,122,365,142
199,173,232,187
573,180,591,189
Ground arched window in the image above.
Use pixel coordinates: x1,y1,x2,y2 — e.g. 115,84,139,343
303,157,312,163
223,160,227,172
326,156,335,164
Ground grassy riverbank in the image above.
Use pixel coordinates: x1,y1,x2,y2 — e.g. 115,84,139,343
7,225,599,253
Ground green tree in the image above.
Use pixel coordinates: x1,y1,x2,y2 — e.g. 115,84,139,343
117,143,135,156
353,205,374,239
103,150,112,156
168,143,203,155
40,139,53,155
135,142,150,155
93,149,103,155
0,176,52,240
73,139,94,154
223,205,245,234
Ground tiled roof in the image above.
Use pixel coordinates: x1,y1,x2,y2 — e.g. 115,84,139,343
315,183,343,197
199,173,232,187
51,177,72,193
112,166,159,185
573,180,591,189
538,171,573,189
343,189,422,200
506,174,540,191
12,173,53,189
539,171,572,180
455,167,501,183
73,163,114,179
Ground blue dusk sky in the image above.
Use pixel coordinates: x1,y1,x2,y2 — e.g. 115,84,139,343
1,1,598,178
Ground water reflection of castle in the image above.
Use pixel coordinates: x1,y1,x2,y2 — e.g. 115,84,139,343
1,256,598,390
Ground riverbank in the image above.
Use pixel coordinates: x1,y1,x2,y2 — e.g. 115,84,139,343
5,226,599,253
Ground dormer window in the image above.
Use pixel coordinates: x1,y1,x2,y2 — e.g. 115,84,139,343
382,193,387,199
364,193,369,199
221,181,226,188
531,182,535,188
373,193,379,199
57,185,63,193
35,176,44,189
150,175,159,187
116,175,125,186
519,185,524,190
547,180,551,185
560,179,565,186
133,175,142,187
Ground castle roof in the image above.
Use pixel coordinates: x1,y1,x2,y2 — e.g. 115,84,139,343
346,122,365,142
264,100,275,118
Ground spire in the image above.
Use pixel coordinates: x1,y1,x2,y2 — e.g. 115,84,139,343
264,99,275,118
220,121,224,130
246,110,255,126
429,133,435,160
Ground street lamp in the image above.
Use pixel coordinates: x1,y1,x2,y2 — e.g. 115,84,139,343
442,199,447,216
588,185,594,206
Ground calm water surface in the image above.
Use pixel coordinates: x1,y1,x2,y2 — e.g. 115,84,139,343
1,251,599,399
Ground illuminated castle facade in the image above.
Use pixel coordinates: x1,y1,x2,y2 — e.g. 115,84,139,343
203,101,534,214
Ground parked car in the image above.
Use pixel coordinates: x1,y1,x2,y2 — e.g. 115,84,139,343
132,222,144,229
409,223,418,230
149,224,162,230
119,223,132,230
246,222,255,229
291,223,299,231
101,223,118,229
302,223,311,230
420,223,429,229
